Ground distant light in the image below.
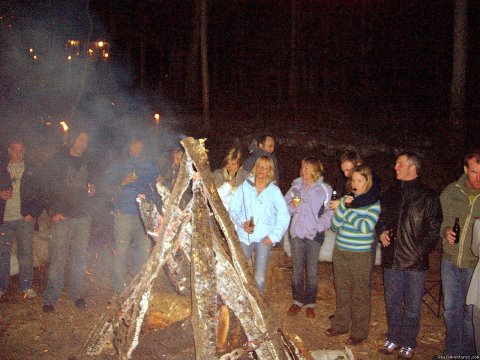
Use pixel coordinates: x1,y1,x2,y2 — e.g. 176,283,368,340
33,55,37,60
88,49,93,54
29,48,33,53
67,55,72,61
45,122,52,126
154,113,160,121
103,52,109,58
97,41,104,47
60,121,69,132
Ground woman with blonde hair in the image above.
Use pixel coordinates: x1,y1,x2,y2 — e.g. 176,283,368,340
229,156,289,294
284,157,333,318
325,165,380,345
212,147,249,210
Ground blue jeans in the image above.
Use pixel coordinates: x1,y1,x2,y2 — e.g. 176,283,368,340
0,219,35,292
383,268,426,348
290,237,321,307
441,258,476,356
241,241,272,294
111,214,152,293
44,217,91,305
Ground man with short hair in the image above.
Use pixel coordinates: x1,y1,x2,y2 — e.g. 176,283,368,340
0,139,43,300
243,134,279,183
43,129,94,312
439,150,480,356
377,151,441,359
104,137,160,293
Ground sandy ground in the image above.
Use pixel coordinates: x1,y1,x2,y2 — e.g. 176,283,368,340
0,234,445,359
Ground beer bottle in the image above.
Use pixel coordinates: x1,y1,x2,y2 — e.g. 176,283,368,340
249,216,255,230
452,217,461,244
331,190,338,200
388,228,396,242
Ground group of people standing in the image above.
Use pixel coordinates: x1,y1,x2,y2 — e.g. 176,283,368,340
219,135,480,359
1,128,480,359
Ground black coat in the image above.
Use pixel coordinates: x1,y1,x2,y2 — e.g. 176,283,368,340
377,178,442,271
0,159,44,225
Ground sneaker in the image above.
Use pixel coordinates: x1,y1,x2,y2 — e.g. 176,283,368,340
305,308,316,319
23,289,37,299
43,304,55,313
397,346,414,359
74,298,87,309
379,340,400,355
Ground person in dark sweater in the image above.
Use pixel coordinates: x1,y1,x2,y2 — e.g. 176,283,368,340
43,129,94,312
243,134,280,184
104,136,160,293
0,138,43,300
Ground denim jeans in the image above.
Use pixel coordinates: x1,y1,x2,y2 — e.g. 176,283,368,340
241,241,272,294
44,217,91,305
0,219,35,292
441,258,476,356
383,268,426,348
111,213,152,293
290,237,322,307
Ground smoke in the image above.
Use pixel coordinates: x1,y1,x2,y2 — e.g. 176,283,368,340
0,1,183,164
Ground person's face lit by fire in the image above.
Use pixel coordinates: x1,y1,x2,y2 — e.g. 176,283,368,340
465,159,480,190
129,141,145,158
70,132,89,157
225,159,239,175
8,143,26,164
172,149,184,167
341,160,358,178
259,136,275,154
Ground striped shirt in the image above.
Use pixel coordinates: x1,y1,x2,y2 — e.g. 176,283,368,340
331,197,381,252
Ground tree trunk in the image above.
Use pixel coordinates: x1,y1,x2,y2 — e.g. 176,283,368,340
289,0,298,116
450,0,468,128
200,0,210,130
185,0,201,107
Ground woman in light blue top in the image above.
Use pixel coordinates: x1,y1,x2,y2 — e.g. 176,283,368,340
229,156,290,294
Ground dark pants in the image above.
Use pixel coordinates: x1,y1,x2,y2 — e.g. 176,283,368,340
331,248,372,340
383,268,426,349
290,237,322,307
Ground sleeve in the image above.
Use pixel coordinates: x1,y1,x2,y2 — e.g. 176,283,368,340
331,197,347,232
376,191,390,236
439,185,454,239
344,203,381,233
424,193,442,254
228,184,246,230
269,187,290,243
217,182,233,210
316,186,333,233
472,219,480,257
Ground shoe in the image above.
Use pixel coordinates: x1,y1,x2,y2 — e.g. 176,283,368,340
23,289,37,299
43,304,55,313
345,336,364,346
306,308,316,319
379,340,400,355
325,328,348,337
397,346,414,359
74,298,87,309
287,304,302,317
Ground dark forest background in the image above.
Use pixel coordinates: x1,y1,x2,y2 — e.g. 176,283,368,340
1,1,480,148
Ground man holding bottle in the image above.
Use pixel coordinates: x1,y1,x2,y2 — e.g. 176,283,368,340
439,150,480,356
377,151,441,359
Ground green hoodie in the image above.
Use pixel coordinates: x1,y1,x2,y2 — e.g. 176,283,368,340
440,174,480,269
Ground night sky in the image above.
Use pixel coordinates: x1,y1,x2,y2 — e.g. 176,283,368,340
1,1,480,135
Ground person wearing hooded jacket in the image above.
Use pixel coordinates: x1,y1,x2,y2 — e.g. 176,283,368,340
440,150,480,356
229,156,289,294
284,157,333,319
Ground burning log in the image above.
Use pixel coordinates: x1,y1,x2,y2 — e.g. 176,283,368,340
80,137,308,360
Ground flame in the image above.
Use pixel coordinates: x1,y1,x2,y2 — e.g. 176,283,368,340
60,121,69,132
154,113,160,122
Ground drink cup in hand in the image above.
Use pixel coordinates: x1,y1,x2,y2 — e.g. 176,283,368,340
291,189,301,207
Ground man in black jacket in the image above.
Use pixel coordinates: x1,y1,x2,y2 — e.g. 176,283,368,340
0,139,43,300
376,151,442,359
